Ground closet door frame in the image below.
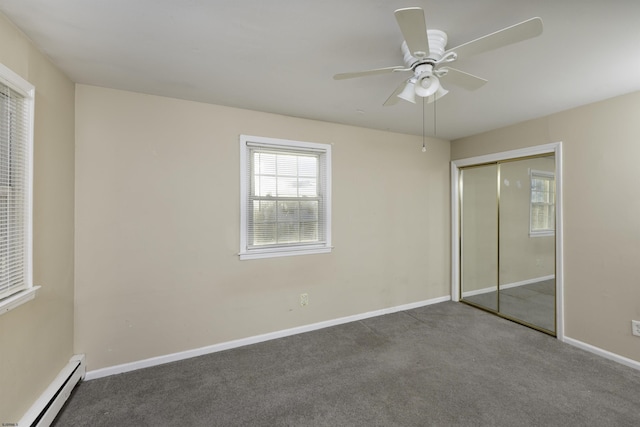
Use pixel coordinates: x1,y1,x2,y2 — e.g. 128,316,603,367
451,142,564,340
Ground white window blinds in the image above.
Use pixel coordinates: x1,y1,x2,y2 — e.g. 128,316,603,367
0,70,33,301
240,135,332,260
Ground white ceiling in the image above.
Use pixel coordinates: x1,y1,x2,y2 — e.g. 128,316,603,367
1,0,640,140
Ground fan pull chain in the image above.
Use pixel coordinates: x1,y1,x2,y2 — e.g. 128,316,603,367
434,97,437,137
422,97,426,152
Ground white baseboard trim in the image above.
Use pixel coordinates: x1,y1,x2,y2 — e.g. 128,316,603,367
563,336,640,371
461,275,555,298
20,354,85,427
84,295,451,381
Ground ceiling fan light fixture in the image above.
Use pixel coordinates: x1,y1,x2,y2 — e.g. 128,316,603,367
334,7,543,110
414,74,440,98
397,79,417,103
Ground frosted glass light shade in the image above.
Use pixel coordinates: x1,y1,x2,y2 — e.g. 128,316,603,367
397,80,417,103
414,74,440,98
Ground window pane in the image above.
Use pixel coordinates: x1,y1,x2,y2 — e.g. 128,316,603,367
277,201,299,222
278,222,300,244
531,203,555,231
255,176,276,197
255,152,276,175
531,179,543,192
277,154,298,176
298,178,317,197
298,156,317,177
253,222,276,246
252,200,277,246
299,201,318,221
300,222,318,242
531,191,543,203
253,200,276,222
532,204,542,228
277,177,298,197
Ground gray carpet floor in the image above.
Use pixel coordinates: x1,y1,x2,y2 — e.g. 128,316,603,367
53,301,640,426
463,280,556,332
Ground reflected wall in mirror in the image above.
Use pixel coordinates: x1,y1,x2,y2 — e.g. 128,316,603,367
460,164,498,312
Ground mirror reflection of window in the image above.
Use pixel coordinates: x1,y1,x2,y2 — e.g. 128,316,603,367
530,170,555,236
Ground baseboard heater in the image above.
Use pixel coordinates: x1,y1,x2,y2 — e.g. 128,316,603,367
19,354,86,427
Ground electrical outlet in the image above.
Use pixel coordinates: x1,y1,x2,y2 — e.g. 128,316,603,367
300,293,309,307
632,320,640,337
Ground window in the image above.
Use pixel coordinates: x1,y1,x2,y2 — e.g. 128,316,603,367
240,135,331,260
0,63,35,314
530,170,555,237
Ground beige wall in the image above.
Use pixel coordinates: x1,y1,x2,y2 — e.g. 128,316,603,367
0,13,75,421
452,91,640,363
74,85,451,371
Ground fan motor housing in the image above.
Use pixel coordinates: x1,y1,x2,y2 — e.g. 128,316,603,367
402,29,448,67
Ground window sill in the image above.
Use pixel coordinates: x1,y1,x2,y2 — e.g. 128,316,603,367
0,286,41,316
240,246,332,260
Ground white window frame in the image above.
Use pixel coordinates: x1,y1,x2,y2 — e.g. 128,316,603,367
239,135,332,260
529,169,555,237
0,62,38,316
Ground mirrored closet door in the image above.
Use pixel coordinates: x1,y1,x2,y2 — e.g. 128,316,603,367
460,154,556,335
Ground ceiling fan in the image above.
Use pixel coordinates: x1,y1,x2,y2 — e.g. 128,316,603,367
334,7,543,106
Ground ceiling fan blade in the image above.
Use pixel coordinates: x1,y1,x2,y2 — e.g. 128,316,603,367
446,17,543,60
333,66,406,80
394,7,430,58
439,67,487,91
383,80,408,106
